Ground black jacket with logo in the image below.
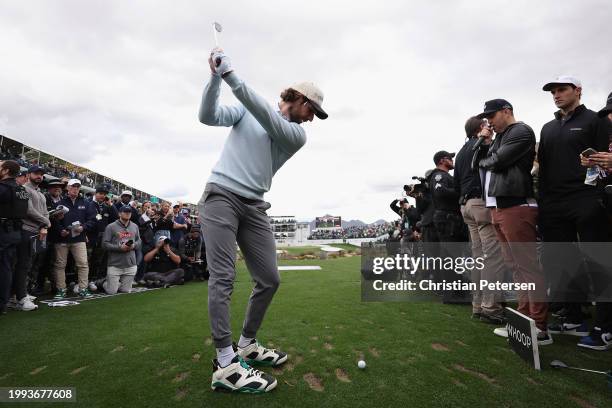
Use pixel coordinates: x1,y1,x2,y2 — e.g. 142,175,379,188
537,104,607,203
88,200,119,243
429,168,460,212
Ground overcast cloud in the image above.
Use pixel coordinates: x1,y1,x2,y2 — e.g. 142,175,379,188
1,0,611,222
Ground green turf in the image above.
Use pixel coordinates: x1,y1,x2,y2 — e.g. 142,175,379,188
1,256,611,407
279,246,320,256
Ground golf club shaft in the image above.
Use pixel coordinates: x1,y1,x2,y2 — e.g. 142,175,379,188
213,28,218,46
568,366,608,375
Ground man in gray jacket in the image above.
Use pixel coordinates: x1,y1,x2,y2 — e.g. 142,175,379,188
100,205,141,295
12,165,50,311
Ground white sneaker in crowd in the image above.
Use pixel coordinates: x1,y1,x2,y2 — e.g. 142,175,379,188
17,297,38,311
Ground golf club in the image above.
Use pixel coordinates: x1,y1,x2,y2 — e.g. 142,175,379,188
212,22,222,47
550,360,610,375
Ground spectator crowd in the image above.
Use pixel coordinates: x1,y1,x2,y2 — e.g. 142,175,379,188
308,223,392,240
388,78,612,351
0,169,208,314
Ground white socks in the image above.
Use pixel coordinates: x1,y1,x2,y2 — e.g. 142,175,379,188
216,346,235,368
238,335,254,349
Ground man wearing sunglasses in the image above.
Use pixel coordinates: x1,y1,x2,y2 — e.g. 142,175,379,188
475,99,551,346
198,47,328,393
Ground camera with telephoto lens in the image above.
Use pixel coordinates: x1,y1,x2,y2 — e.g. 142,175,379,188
404,176,428,197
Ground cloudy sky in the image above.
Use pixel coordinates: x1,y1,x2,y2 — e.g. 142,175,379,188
1,0,611,222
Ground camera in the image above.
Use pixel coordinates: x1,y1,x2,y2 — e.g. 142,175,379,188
404,176,428,196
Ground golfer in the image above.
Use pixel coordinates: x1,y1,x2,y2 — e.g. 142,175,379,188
198,47,327,393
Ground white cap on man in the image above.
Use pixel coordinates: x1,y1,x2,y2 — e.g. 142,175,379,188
121,190,133,197
542,75,582,91
67,179,81,187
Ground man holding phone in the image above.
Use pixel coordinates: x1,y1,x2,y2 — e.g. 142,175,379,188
537,76,609,342
100,205,141,294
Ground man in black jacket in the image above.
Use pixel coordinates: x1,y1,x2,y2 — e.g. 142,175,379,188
538,77,609,347
0,161,29,315
87,183,118,287
455,117,506,323
476,99,551,345
430,150,469,303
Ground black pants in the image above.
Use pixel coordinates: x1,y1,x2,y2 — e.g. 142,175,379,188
14,230,35,300
540,196,611,328
433,211,470,303
144,268,185,286
87,239,107,281
0,229,20,308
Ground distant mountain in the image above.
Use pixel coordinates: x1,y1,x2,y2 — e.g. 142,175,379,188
342,219,366,228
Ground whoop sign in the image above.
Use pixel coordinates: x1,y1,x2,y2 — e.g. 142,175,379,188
505,307,540,370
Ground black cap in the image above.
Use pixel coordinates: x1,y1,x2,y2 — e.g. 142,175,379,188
598,92,612,118
476,99,513,119
95,183,111,193
119,205,133,213
28,165,45,174
46,179,66,187
18,169,27,177
433,150,455,165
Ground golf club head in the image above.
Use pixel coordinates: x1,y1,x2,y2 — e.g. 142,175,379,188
550,360,568,369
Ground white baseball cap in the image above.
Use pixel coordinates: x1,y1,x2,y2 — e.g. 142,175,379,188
290,82,328,119
121,190,133,197
67,179,81,187
542,75,582,91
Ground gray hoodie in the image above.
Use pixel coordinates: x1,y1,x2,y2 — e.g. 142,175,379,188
102,219,141,268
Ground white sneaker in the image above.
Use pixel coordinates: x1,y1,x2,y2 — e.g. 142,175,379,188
73,283,80,294
236,339,288,367
17,297,38,311
211,355,277,393
536,328,553,346
25,294,37,301
493,326,508,338
88,281,97,291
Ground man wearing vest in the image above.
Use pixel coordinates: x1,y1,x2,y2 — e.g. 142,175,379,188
0,160,30,315
52,179,97,299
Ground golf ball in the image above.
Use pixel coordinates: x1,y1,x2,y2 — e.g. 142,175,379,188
358,360,366,369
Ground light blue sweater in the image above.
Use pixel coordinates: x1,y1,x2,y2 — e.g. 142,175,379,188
199,72,307,200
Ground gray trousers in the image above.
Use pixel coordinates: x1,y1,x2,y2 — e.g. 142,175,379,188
199,183,279,349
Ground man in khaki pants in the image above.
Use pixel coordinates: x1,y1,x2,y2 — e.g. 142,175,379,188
52,179,97,299
454,117,506,324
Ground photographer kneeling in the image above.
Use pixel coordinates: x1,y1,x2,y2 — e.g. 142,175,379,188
178,224,205,281
143,236,184,288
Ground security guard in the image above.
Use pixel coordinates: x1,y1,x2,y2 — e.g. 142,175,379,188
0,160,30,314
429,151,466,242
430,151,469,303
87,183,118,283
